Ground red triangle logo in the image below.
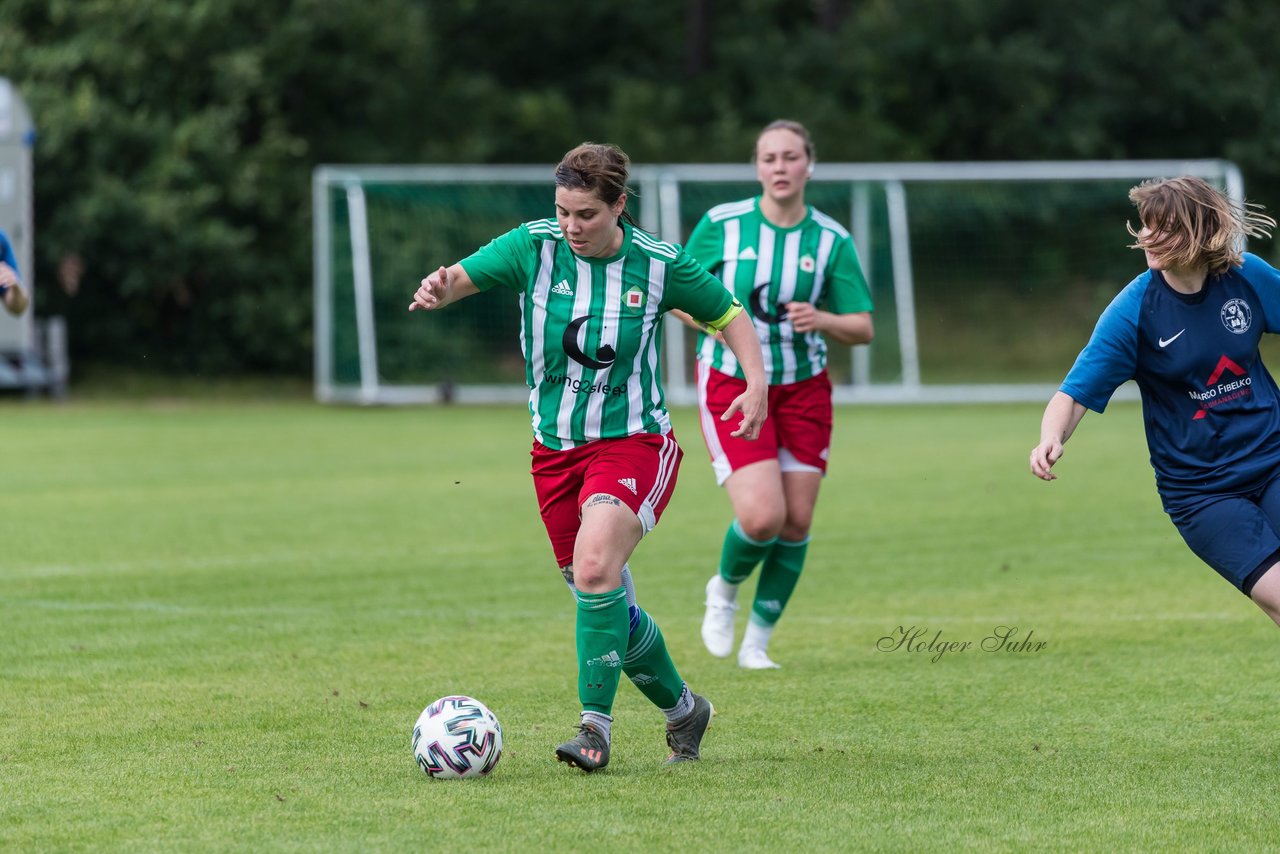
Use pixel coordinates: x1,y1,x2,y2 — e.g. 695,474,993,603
1194,355,1249,419
1205,354,1246,386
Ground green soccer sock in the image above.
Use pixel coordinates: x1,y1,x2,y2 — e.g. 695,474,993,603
720,519,778,585
576,586,629,715
622,606,684,710
752,536,810,626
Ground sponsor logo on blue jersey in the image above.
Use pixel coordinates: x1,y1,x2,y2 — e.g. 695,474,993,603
1187,355,1251,420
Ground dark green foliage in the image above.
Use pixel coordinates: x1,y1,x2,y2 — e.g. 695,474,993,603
0,0,433,374
0,0,1276,376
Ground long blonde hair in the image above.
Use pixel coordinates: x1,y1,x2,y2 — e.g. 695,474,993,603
1127,176,1274,274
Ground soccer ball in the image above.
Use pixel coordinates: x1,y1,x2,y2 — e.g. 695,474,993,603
412,695,503,779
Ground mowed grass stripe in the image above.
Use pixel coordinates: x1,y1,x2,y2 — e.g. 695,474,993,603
2,398,1277,851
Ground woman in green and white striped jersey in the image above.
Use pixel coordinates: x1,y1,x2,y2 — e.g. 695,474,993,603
682,120,875,670
409,142,767,772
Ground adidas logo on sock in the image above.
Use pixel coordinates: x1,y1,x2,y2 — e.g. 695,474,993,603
618,477,637,495
757,599,783,614
551,279,573,296
588,650,623,668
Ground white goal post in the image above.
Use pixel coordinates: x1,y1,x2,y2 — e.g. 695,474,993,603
314,159,1243,406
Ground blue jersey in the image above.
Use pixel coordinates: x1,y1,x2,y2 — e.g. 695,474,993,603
0,231,16,292
1062,253,1280,496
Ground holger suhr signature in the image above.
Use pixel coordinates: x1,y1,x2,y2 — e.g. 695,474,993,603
877,625,1047,663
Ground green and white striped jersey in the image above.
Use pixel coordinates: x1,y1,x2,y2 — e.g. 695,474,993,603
460,219,742,450
684,197,873,385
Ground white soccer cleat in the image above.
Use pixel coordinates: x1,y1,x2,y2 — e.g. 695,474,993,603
737,645,781,670
701,576,738,658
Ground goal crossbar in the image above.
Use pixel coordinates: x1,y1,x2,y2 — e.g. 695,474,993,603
315,159,1240,406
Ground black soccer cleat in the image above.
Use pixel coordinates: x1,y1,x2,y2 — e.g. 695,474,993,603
665,692,714,763
555,722,610,772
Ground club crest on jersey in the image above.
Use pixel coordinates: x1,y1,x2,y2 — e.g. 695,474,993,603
1221,298,1252,334
799,255,816,273
624,287,645,310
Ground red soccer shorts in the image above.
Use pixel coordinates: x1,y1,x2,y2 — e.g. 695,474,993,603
530,431,683,568
696,363,833,486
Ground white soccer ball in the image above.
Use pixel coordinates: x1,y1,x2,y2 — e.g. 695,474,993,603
412,695,503,779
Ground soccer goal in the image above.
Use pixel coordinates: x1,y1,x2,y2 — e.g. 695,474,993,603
314,159,1244,406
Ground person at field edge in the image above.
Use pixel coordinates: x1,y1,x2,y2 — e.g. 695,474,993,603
0,230,30,316
675,120,874,669
1031,176,1280,626
408,142,768,772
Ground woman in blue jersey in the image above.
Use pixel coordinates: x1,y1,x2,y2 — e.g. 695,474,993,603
678,120,874,669
1031,176,1280,622
409,142,768,772
0,230,29,316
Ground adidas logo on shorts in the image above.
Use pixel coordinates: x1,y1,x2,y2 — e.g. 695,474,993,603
617,477,637,495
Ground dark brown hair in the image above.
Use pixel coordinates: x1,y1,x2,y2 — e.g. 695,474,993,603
554,142,637,225
1127,176,1274,274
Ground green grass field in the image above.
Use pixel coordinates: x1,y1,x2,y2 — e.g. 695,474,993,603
3,398,1278,851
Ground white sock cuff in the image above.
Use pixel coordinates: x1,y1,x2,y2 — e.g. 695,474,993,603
581,710,613,740
709,574,740,601
661,684,694,722
742,619,775,649
620,563,637,609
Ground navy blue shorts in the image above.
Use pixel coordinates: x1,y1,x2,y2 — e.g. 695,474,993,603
1164,472,1280,596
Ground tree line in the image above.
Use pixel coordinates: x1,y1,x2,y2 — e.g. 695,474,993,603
2,0,1276,376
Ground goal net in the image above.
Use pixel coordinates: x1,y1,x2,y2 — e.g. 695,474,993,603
314,160,1243,405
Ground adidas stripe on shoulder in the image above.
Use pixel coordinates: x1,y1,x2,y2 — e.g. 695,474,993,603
810,208,851,239
525,218,564,239
631,229,679,260
706,198,757,224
